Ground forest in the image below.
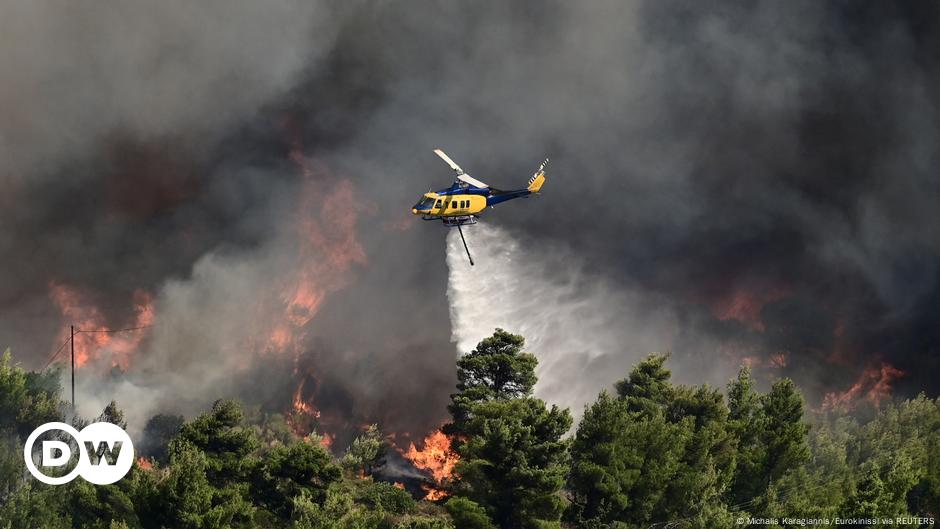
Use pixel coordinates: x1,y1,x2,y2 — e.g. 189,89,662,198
0,330,938,529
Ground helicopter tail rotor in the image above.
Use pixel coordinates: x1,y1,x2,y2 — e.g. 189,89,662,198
527,157,549,193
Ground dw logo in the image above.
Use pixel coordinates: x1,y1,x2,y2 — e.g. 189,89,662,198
23,422,135,485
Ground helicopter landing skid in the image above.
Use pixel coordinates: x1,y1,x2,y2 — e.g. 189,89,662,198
441,215,477,227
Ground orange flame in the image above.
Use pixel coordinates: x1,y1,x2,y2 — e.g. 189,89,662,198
393,481,405,490
822,362,906,411
421,484,449,502
404,430,459,482
254,140,370,445
292,380,320,419
137,457,154,471
401,429,460,500
48,283,154,369
255,146,368,362
287,378,323,437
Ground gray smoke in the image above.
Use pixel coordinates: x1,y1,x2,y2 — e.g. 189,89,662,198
2,1,940,443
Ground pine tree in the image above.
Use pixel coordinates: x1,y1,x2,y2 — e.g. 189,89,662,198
726,366,766,506
761,378,810,485
445,329,538,437
569,356,736,528
251,440,342,518
456,398,571,529
341,424,387,476
447,330,569,529
174,399,260,485
615,353,674,415
96,400,128,429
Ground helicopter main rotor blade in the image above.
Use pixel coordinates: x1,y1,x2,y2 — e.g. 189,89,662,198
433,149,490,189
434,149,464,174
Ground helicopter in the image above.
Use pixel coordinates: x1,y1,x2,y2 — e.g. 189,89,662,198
412,149,548,266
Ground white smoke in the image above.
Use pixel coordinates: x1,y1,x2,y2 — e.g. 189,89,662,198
446,222,683,417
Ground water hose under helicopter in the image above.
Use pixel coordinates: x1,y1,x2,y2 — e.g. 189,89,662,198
456,223,474,266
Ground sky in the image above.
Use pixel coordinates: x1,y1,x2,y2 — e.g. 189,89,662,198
1,1,939,443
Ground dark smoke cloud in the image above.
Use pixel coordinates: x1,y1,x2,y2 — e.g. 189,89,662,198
2,1,939,440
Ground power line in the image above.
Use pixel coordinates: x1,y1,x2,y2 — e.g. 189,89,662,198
38,323,155,413
74,324,154,334
39,325,154,371
40,336,72,372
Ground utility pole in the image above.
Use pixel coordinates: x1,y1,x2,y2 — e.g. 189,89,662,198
70,325,75,413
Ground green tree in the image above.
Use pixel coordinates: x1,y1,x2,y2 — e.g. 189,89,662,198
726,366,766,506
614,353,673,415
445,330,538,437
174,399,259,485
289,487,391,529
0,482,73,529
67,478,141,529
341,424,387,477
96,401,127,430
395,516,454,529
456,398,571,529
660,384,736,527
841,463,888,518
145,440,227,529
139,413,184,464
761,379,810,485
0,349,62,505
843,395,937,518
726,371,810,513
445,497,497,529
763,418,853,519
251,440,342,518
569,357,735,528
358,481,415,514
0,349,61,439
567,391,634,524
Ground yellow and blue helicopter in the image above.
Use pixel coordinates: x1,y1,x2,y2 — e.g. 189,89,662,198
412,149,548,265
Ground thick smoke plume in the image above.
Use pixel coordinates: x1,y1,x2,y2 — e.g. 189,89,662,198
2,1,939,445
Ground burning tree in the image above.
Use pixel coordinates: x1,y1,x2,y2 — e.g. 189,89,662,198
402,429,461,500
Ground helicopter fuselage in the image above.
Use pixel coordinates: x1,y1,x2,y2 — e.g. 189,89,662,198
411,184,533,219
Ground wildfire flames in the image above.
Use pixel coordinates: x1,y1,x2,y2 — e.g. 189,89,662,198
137,457,154,471
291,379,321,419
286,376,333,444
263,177,366,440
401,429,460,500
45,132,371,454
40,124,462,504
257,174,367,360
48,282,154,369
822,362,906,411
254,136,369,443
710,286,790,332
421,485,449,502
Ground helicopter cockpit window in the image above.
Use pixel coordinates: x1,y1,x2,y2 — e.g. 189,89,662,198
417,197,435,209
435,200,442,208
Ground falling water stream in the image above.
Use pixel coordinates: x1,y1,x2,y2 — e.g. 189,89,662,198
445,222,681,418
